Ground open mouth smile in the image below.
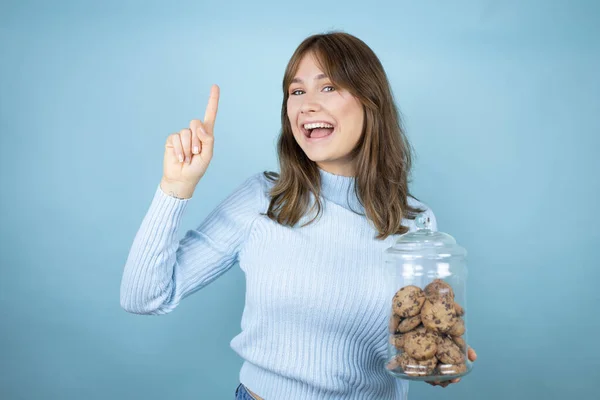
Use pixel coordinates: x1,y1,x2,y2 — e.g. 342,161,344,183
301,121,336,141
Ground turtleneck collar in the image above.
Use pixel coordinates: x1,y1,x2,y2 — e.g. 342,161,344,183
318,167,365,214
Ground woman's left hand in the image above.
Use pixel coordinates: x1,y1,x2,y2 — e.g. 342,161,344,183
426,347,477,388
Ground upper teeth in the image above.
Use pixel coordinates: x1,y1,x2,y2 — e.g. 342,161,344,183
304,122,333,130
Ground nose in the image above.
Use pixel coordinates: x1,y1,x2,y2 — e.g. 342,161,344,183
300,94,322,114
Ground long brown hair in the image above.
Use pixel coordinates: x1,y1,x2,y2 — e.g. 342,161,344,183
264,31,426,240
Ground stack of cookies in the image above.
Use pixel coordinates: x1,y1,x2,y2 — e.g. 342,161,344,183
386,279,468,377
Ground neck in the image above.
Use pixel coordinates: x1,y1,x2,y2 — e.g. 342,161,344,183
316,161,356,177
318,167,364,214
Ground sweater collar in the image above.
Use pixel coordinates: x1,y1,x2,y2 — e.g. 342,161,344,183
318,167,365,214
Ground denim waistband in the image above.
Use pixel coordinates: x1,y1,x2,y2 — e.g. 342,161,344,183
235,383,259,400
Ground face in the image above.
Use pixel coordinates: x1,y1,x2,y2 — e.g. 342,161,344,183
287,52,364,176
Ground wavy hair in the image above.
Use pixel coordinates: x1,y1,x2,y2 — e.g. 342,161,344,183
264,31,426,240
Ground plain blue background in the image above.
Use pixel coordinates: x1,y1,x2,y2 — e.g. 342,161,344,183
1,0,599,399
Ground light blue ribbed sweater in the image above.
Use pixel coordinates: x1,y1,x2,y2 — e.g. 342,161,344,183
120,168,437,400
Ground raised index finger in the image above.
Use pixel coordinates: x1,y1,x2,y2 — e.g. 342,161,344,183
203,84,220,134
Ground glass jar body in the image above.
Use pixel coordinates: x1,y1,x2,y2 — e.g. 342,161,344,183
385,252,472,381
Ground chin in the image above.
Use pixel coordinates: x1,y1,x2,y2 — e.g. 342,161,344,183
303,150,333,163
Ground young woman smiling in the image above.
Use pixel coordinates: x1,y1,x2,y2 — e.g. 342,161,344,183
121,31,477,400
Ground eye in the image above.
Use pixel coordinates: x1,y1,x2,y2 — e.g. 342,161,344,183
290,89,304,96
323,85,335,92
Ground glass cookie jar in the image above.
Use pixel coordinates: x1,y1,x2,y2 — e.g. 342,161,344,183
384,213,472,381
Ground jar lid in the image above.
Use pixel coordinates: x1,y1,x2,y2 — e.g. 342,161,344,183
386,213,467,258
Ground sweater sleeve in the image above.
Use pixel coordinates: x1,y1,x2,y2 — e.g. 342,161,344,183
120,173,264,315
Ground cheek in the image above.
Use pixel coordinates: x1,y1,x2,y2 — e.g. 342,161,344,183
287,101,304,137
286,101,297,126
355,110,364,134
351,102,364,135
340,103,364,137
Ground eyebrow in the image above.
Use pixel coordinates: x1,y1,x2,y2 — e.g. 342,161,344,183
291,73,328,84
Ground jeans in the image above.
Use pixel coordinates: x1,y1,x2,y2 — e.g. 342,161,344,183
235,383,259,400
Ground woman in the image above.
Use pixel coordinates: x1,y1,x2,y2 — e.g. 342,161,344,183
120,31,477,399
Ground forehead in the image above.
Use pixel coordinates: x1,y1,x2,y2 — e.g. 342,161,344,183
291,53,328,84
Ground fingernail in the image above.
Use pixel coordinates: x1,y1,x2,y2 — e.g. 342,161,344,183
193,146,199,154
178,154,184,162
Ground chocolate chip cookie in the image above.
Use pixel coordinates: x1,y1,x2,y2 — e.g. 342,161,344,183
398,353,438,376
451,335,467,352
389,313,402,333
424,279,455,301
403,326,439,360
436,336,465,365
421,298,457,333
447,317,465,336
392,286,426,317
397,315,422,333
389,333,405,350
